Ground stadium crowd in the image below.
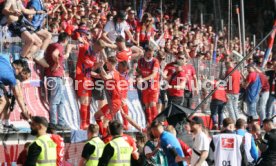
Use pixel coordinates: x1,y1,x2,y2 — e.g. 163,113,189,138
0,0,275,165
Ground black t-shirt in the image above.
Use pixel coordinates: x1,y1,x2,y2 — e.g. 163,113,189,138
98,143,114,166
81,142,96,160
24,142,42,166
265,70,276,97
262,129,276,161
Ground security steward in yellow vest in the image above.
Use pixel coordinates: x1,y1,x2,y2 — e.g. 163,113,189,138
24,116,57,166
78,124,105,166
98,120,133,166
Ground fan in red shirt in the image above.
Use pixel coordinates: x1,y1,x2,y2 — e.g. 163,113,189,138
47,125,65,166
137,47,160,125
127,10,139,36
210,79,228,129
75,38,104,129
94,56,123,137
167,60,186,105
182,55,198,108
115,36,133,63
115,35,144,63
118,61,130,130
225,61,241,121
50,134,65,166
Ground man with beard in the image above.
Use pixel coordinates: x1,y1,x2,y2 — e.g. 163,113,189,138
25,116,57,166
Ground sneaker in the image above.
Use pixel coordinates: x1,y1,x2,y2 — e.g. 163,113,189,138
55,125,71,131
3,124,19,131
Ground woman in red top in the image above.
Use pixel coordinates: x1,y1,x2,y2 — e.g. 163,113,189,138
136,13,156,48
209,79,228,130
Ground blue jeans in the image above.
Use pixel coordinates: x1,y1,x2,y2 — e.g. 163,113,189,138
266,95,276,119
226,94,239,121
246,95,259,119
257,91,269,121
210,99,225,126
47,77,66,126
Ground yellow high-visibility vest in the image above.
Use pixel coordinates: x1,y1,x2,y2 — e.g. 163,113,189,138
108,137,133,166
34,134,57,166
86,137,105,166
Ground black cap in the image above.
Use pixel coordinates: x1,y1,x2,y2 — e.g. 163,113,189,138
31,116,49,128
189,116,204,125
117,11,126,20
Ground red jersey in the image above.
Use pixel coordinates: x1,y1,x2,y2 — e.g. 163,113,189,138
183,64,196,91
225,67,241,94
212,81,227,103
45,43,64,77
116,48,132,62
168,71,186,97
137,24,155,42
105,70,122,100
164,62,176,77
178,138,192,157
246,72,258,85
138,57,160,90
50,134,65,166
119,72,129,99
259,72,270,92
76,43,97,80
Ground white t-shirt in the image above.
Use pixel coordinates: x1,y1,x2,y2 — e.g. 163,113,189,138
103,20,130,43
191,131,210,166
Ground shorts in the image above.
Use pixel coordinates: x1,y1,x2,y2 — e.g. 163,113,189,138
8,16,35,37
92,88,105,100
76,79,93,97
101,100,122,120
142,89,159,104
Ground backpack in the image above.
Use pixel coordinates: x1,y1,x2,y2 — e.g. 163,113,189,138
0,0,7,26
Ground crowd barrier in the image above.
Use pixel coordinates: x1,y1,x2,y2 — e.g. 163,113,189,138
0,28,243,164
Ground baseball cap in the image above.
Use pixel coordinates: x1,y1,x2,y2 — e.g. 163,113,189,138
189,116,204,125
31,116,49,128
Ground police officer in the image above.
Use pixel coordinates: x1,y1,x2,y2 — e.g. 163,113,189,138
256,119,276,166
25,116,57,166
79,124,105,166
98,120,133,166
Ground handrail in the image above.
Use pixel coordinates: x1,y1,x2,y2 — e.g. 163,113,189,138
188,26,276,118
